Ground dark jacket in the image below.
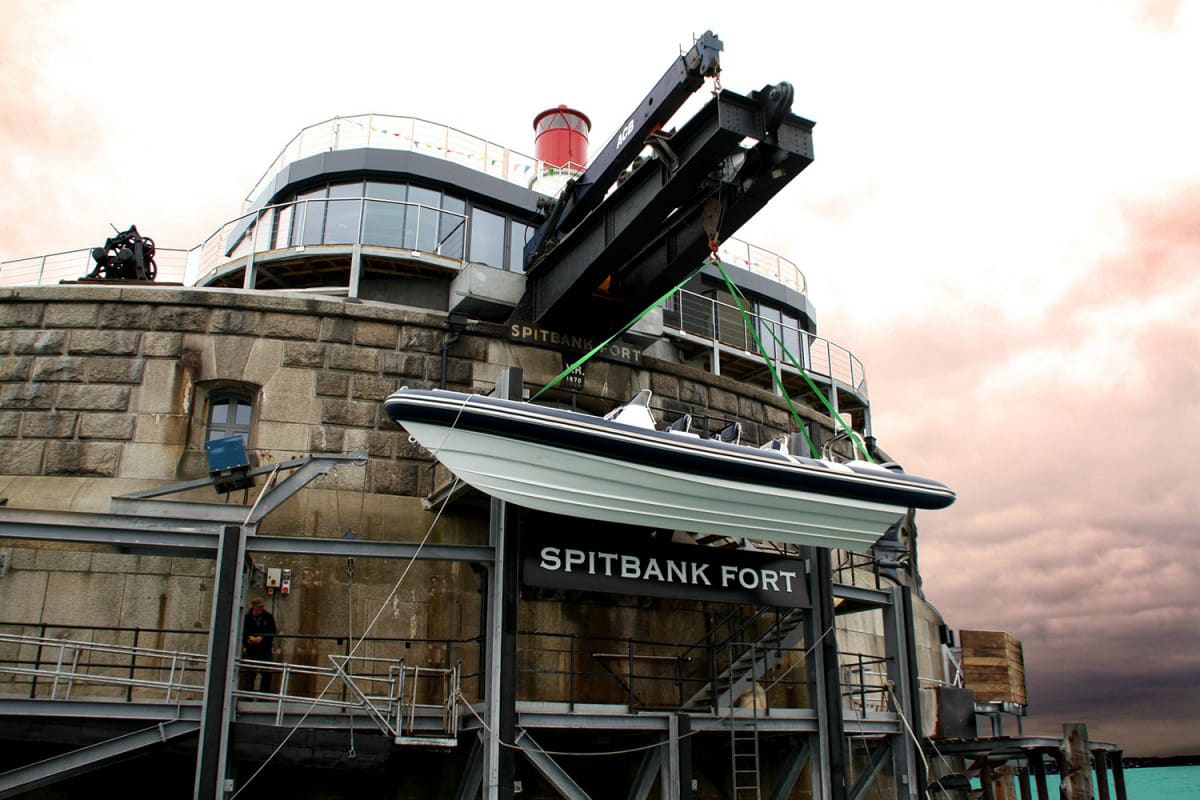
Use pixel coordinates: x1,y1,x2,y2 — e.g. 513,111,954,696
243,608,277,660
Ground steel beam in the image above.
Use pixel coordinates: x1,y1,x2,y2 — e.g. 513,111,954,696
0,510,493,563
767,737,811,800
627,744,662,800
831,584,891,612
455,732,486,800
526,30,722,257
0,699,201,721
245,454,367,524
515,728,593,800
524,88,813,335
116,452,367,500
248,536,494,563
0,719,199,799
847,739,892,800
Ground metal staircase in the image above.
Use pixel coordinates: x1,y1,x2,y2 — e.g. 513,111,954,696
683,609,806,711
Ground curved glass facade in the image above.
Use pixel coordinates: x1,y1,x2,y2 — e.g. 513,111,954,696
260,179,531,271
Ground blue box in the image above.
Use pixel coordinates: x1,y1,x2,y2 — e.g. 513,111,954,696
205,435,250,472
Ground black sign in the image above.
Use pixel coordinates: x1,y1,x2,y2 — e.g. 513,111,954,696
508,323,643,366
522,532,809,608
561,359,585,392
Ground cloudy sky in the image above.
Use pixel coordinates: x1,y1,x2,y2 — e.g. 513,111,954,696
4,0,1197,757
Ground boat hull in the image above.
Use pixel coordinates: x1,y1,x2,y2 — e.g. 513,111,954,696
384,389,955,552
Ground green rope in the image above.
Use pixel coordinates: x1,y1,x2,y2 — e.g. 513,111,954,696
712,260,873,462
707,260,820,458
530,268,702,401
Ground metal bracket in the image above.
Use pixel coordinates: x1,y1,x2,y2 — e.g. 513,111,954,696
110,452,368,524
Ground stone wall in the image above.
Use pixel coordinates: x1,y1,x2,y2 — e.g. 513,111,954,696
0,284,926,710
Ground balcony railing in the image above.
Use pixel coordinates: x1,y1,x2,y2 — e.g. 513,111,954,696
0,247,190,287
190,196,468,285
243,114,546,207
715,239,805,294
665,289,868,398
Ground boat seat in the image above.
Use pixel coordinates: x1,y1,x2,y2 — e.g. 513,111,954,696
715,421,741,445
759,437,787,452
667,414,692,433
603,389,657,430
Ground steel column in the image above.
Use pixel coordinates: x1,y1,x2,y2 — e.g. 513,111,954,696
484,368,522,800
1109,751,1127,800
661,713,680,800
1093,749,1111,800
349,242,363,298
194,524,248,799
806,546,845,800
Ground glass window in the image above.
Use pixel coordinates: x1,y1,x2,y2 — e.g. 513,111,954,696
781,312,801,365
363,182,407,247
758,304,782,361
469,208,506,268
207,393,253,444
323,182,363,244
509,222,533,273
293,187,327,246
406,186,441,250
439,195,466,259
273,205,293,249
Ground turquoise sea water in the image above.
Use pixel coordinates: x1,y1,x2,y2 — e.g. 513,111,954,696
1044,764,1200,799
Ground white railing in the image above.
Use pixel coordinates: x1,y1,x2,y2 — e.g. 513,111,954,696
716,239,806,294
0,248,190,287
0,632,461,739
665,288,867,398
244,114,545,207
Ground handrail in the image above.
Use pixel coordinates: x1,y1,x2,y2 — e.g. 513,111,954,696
665,288,869,398
187,195,470,286
0,247,190,287
242,113,544,206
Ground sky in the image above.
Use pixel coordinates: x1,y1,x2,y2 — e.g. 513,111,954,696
4,0,1198,758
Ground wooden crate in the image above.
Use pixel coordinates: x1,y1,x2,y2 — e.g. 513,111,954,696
959,630,1026,705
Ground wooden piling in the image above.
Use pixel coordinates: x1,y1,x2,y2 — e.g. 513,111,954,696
1061,723,1094,800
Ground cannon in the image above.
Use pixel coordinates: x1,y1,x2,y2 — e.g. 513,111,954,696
85,225,157,281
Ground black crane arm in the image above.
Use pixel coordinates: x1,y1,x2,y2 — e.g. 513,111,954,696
524,30,723,268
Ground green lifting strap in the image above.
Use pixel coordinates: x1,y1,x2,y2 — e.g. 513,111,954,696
530,267,703,401
712,260,873,463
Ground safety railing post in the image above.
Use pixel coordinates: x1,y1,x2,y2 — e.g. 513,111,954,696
626,638,635,711
569,634,577,711
127,627,140,702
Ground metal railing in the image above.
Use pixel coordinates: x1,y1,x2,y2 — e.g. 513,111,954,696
715,239,806,294
516,629,809,714
189,196,468,285
0,628,462,739
0,248,190,287
665,289,868,398
243,114,546,207
840,651,890,715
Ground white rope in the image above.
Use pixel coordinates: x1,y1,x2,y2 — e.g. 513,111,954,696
233,394,474,797
458,691,727,757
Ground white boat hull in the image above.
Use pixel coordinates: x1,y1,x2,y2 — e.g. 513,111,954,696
404,420,906,552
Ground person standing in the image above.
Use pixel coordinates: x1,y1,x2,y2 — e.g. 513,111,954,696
241,597,277,693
